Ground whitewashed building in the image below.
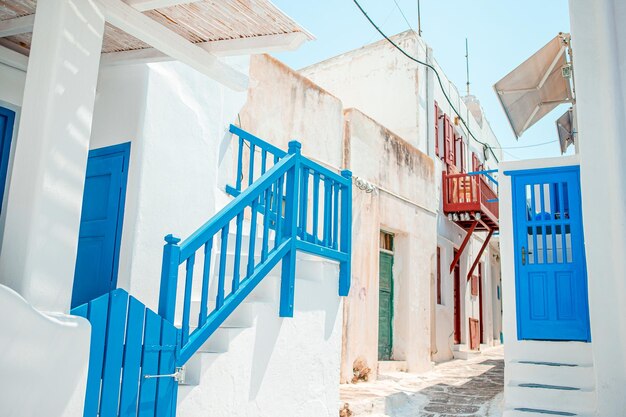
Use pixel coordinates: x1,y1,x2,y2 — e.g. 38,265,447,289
299,31,504,381
497,1,626,416
0,2,352,417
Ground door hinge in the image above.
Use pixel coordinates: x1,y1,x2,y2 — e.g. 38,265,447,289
144,366,185,384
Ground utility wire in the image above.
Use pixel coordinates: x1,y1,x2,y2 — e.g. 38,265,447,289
491,140,558,150
352,0,500,163
392,0,414,31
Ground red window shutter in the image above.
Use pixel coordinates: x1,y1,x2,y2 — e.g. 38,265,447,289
444,115,455,166
434,102,440,157
471,274,479,296
459,137,466,173
472,152,480,172
436,247,442,305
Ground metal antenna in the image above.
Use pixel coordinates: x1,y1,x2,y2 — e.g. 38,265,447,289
417,0,422,36
465,38,470,95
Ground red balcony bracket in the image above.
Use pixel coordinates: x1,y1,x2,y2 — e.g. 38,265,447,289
466,228,495,281
449,220,478,274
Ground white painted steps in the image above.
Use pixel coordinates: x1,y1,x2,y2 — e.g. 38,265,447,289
452,344,481,360
177,220,341,389
504,341,596,417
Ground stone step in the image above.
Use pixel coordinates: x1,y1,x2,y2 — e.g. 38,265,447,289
505,383,595,415
506,341,593,366
377,360,407,374
503,408,594,417
507,361,594,390
452,344,481,360
179,300,257,329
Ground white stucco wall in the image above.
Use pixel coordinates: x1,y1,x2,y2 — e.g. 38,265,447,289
0,0,105,313
301,31,503,166
90,59,249,311
178,255,343,417
568,1,626,413
0,63,25,253
0,284,90,417
301,34,422,150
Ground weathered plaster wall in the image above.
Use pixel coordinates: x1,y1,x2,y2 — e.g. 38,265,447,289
239,54,344,170
300,32,503,366
343,108,437,380
301,31,503,166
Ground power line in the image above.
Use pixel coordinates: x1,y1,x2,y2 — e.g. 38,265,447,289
391,0,414,31
352,0,500,163
492,140,558,150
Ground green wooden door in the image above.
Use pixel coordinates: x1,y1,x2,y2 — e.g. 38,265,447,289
378,251,394,360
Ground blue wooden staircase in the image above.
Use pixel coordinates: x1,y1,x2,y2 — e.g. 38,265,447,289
72,126,352,417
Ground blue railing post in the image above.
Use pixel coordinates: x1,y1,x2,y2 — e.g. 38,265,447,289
159,234,181,323
339,170,352,296
279,140,301,317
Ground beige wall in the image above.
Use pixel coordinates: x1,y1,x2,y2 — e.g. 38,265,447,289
239,53,501,385
239,55,344,170
342,108,437,381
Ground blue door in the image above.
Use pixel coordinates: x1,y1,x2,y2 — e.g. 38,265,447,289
510,165,590,341
0,106,15,213
71,143,130,308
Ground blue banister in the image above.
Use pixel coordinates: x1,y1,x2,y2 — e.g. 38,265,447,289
159,126,352,368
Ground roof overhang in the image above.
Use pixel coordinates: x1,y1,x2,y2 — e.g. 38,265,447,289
494,33,573,138
0,0,313,90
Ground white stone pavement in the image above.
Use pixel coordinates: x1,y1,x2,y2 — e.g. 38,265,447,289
340,346,504,417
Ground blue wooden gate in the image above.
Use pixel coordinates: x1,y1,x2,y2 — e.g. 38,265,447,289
72,289,181,417
510,165,591,341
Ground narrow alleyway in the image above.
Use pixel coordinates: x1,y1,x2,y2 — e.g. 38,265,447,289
341,346,504,417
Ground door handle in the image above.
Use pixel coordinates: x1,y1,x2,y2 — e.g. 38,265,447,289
521,246,526,265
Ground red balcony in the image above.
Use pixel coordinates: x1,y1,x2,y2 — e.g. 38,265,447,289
442,172,499,231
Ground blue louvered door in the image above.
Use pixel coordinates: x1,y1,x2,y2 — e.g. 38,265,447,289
511,165,590,341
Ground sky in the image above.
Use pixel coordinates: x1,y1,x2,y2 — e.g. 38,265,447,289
271,0,572,161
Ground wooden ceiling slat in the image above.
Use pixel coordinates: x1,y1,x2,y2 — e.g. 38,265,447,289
0,0,311,54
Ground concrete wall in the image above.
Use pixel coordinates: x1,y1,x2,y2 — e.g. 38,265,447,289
0,284,90,417
301,31,503,166
301,34,422,150
343,108,437,380
239,54,344,170
301,32,502,366
568,1,626,413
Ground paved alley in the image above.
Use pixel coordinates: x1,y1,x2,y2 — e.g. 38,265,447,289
341,346,504,417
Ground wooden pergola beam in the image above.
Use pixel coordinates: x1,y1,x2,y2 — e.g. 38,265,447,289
100,32,309,66
95,0,248,91
0,15,35,38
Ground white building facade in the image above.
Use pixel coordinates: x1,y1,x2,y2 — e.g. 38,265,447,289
0,2,349,417
300,31,503,379
498,1,626,416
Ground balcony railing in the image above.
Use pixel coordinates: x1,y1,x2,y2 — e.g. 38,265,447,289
442,171,499,228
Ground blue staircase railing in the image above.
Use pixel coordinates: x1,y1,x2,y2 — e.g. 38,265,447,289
159,126,352,366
